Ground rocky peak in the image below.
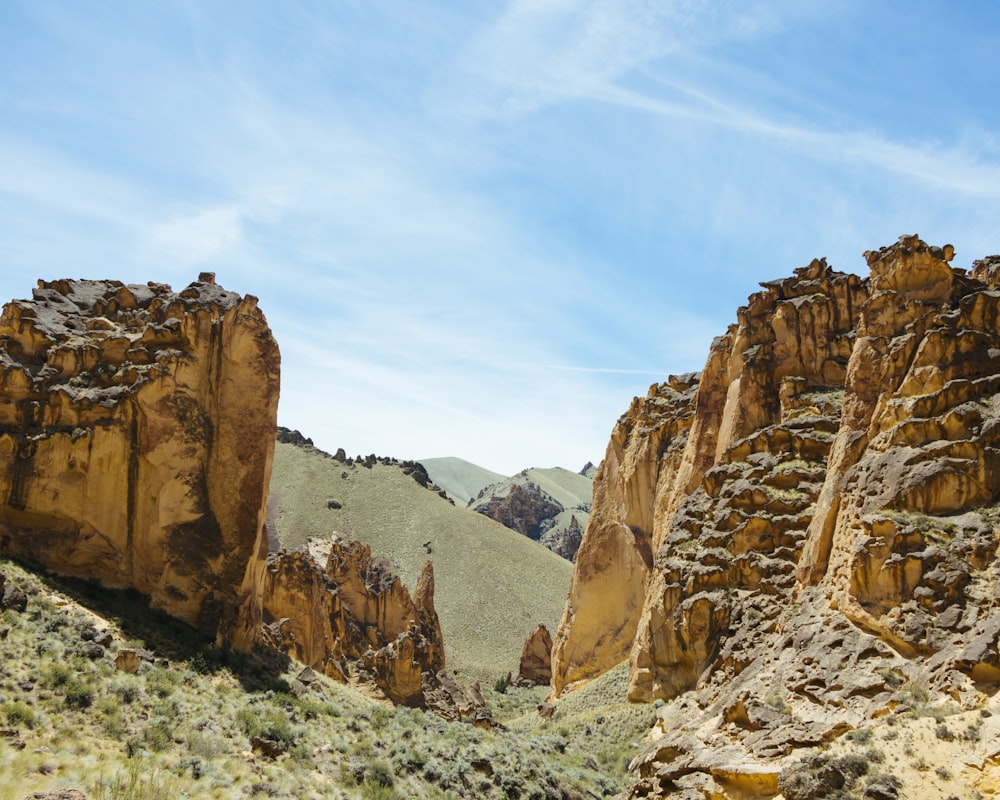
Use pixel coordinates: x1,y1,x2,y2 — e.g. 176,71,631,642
258,538,487,720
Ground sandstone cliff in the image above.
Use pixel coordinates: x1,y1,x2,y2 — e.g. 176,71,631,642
550,237,1000,798
258,538,463,711
0,275,279,642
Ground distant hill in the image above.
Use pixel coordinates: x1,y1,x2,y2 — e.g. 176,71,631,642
469,467,593,561
268,441,573,682
419,456,506,506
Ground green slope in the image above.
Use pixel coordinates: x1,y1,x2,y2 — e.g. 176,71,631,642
268,442,573,681
419,456,507,506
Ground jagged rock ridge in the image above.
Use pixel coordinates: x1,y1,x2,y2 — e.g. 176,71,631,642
550,237,1000,798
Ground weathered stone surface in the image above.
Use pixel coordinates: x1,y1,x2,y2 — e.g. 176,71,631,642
551,374,701,696
257,538,460,710
421,670,492,727
552,236,1000,798
115,648,141,673
0,570,27,612
0,277,280,643
517,623,553,685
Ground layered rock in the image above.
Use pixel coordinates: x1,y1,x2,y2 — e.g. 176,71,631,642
0,276,486,720
796,236,1000,688
0,275,279,642
628,258,865,701
550,372,700,695
551,237,1000,798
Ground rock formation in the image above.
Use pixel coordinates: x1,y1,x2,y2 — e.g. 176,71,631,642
0,569,27,613
0,276,489,720
517,623,553,686
471,468,593,561
550,236,1000,797
474,483,562,541
259,539,445,701
551,372,703,695
0,275,279,642
259,538,489,720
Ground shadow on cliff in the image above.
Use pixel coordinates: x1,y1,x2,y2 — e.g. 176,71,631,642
23,562,292,695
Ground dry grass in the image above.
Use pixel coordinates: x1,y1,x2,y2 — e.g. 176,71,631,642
269,443,573,682
0,559,624,799
495,661,657,777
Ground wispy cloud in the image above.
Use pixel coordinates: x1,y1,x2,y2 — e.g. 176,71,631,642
2,0,999,471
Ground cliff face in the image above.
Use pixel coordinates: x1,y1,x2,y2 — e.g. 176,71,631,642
551,237,1000,797
550,372,700,695
0,275,279,642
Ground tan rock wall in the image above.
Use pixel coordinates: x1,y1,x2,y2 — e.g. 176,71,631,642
0,277,279,642
258,540,446,706
554,236,1000,797
549,374,699,696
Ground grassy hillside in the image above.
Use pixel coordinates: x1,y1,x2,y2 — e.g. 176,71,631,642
268,443,573,682
419,457,506,506
0,559,625,800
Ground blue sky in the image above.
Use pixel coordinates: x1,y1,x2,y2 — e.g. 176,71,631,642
2,1,999,474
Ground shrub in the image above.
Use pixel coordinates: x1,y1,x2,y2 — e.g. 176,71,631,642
42,663,73,688
145,667,180,698
846,727,872,743
367,759,395,788
92,758,171,800
64,678,95,709
1,701,36,728
236,703,294,744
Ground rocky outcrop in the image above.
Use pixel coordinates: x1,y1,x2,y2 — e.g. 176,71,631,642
628,258,865,702
551,237,1000,798
0,569,27,612
474,483,561,541
470,467,593,561
258,538,489,719
0,277,485,721
0,275,279,642
540,515,583,561
518,623,553,686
